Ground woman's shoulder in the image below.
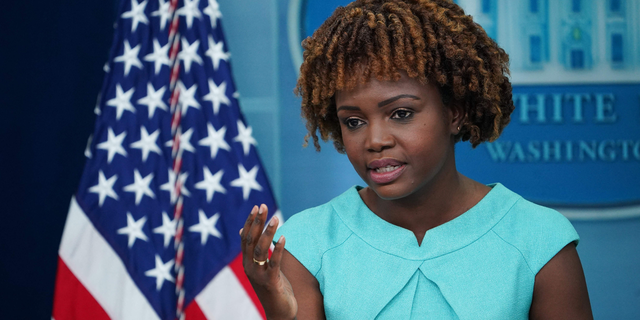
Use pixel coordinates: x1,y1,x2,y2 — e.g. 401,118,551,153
490,184,580,274
274,187,358,276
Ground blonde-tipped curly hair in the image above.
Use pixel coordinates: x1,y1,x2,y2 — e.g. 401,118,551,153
295,0,514,153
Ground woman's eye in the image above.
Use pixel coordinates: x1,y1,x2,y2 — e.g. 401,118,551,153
344,118,363,128
391,109,413,120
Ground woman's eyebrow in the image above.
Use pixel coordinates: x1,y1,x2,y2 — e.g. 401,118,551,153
336,105,360,112
378,94,420,108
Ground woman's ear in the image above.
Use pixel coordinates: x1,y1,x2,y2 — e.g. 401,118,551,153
449,102,465,135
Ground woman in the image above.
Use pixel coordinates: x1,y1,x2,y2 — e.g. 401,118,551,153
240,0,593,319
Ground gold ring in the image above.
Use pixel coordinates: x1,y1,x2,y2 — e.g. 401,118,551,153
253,258,268,266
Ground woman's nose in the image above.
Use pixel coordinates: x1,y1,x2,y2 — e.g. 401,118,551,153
365,121,395,152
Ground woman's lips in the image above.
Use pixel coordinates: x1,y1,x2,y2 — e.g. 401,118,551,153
367,159,406,184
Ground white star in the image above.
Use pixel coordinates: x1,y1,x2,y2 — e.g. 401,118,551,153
88,171,119,206
106,84,136,120
205,36,229,70
144,255,175,290
199,123,230,158
169,127,196,154
151,0,172,30
123,169,155,205
160,169,178,204
178,38,203,73
153,212,176,248
177,82,200,115
114,40,143,76
84,134,93,158
94,93,102,115
177,172,192,197
137,83,167,118
202,79,230,115
97,128,128,163
230,164,262,200
202,0,222,28
176,0,201,29
130,127,162,161
143,39,171,75
121,0,149,32
160,170,191,204
117,212,149,247
233,120,257,156
195,167,226,202
189,210,222,245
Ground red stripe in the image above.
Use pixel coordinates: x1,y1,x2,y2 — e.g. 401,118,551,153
228,253,267,319
184,301,207,320
52,257,110,320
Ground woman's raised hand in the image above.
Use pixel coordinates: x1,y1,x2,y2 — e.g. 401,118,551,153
240,204,298,320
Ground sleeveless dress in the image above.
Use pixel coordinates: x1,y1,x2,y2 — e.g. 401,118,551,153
274,183,579,319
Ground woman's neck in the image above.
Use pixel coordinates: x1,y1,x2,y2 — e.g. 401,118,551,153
360,171,490,246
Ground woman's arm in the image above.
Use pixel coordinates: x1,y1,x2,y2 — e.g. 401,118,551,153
529,243,593,320
281,249,326,320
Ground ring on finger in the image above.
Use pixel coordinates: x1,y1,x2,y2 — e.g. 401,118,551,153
253,257,268,266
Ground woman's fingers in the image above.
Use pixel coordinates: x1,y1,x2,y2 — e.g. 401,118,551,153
249,204,269,264
240,205,258,256
268,235,285,275
241,204,280,273
254,214,278,265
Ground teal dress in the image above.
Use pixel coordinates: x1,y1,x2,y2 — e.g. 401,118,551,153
275,183,579,319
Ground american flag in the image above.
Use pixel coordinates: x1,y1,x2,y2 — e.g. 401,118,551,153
52,0,278,319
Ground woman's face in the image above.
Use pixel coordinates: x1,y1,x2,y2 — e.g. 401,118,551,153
335,72,459,201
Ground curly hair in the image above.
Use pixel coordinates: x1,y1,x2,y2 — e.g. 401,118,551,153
295,0,514,153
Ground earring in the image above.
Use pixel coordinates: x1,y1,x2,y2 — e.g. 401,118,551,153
457,125,460,131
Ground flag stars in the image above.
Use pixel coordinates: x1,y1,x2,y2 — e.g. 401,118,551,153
144,39,171,75
160,170,191,204
189,210,222,245
177,82,200,115
117,212,149,247
178,38,203,73
177,172,192,197
233,120,257,156
160,169,178,204
107,84,136,120
206,36,229,70
177,0,201,29
195,167,226,202
203,79,230,115
153,212,176,248
151,0,172,30
166,127,196,155
230,164,262,200
144,255,175,290
97,128,128,163
123,169,155,205
89,171,119,206
130,127,162,161
137,83,168,118
121,0,149,32
114,40,143,76
198,123,230,159
203,0,222,28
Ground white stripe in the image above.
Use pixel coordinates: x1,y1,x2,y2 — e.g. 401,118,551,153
195,267,263,320
59,197,160,320
287,0,303,76
557,204,640,221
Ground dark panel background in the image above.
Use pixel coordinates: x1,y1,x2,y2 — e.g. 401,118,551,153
0,1,117,318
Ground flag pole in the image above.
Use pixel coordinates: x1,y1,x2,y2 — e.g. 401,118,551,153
165,0,187,319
